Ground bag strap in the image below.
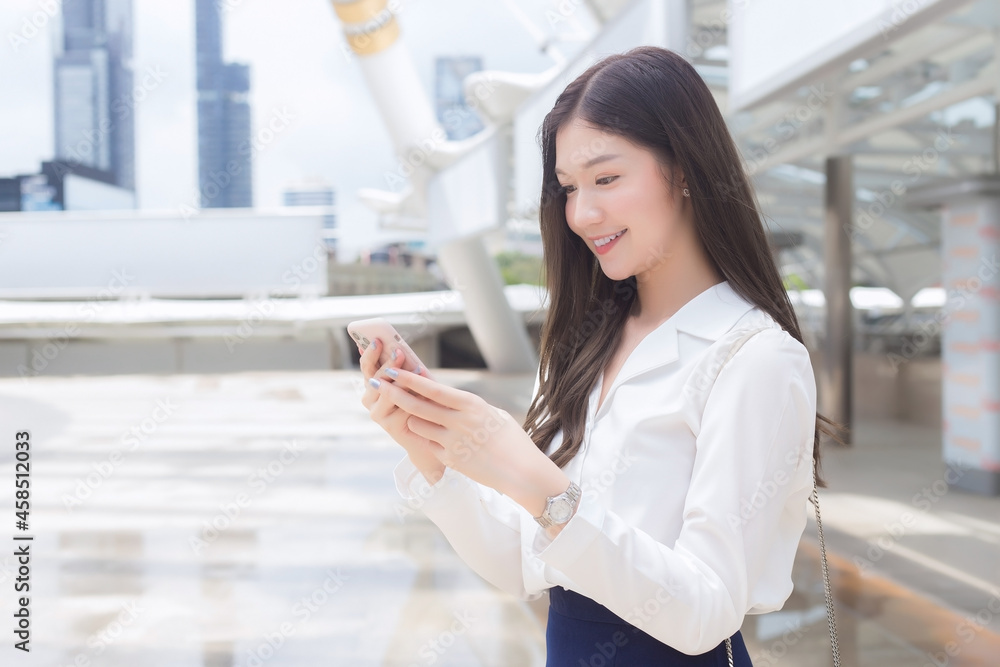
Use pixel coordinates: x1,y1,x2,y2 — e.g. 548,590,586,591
716,327,841,667
810,448,842,667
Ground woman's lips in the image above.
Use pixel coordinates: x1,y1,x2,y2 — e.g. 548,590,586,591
594,229,626,255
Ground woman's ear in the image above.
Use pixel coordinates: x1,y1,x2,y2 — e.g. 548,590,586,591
669,163,687,193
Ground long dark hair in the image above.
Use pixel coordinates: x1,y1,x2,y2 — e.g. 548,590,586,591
521,46,847,487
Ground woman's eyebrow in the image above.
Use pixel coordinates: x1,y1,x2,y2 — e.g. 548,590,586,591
554,153,622,176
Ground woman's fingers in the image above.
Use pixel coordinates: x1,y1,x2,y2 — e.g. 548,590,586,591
391,409,440,449
359,337,383,379
379,343,423,398
370,373,456,426
362,339,418,412
358,337,379,410
360,337,409,380
367,386,398,422
380,342,408,375
404,413,447,444
375,366,470,412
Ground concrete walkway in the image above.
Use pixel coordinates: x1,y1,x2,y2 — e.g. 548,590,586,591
0,368,997,666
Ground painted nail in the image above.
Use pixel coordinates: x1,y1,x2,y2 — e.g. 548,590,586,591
415,364,423,375
368,377,381,389
391,348,398,360
384,368,398,378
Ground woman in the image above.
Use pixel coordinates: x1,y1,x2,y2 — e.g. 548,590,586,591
359,45,845,666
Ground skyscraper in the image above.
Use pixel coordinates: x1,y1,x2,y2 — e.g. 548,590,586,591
195,0,253,208
283,178,337,253
435,56,485,141
53,0,135,191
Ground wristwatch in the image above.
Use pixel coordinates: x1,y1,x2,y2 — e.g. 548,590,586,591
534,481,581,528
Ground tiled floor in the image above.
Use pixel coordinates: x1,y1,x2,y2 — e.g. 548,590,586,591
0,369,997,666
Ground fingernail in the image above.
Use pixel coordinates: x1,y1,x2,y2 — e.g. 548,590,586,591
368,377,381,389
391,348,398,360
415,364,423,375
385,368,398,378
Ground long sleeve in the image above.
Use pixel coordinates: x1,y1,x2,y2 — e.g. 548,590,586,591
392,457,538,597
389,362,549,599
525,327,817,655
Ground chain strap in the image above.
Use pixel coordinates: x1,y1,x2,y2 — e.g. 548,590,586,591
715,326,840,666
811,461,841,666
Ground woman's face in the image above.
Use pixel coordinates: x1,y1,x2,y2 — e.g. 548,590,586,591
554,117,688,282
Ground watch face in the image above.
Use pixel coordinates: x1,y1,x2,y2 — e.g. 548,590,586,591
549,498,573,523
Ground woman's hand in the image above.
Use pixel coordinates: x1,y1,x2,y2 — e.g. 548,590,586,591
358,338,445,485
368,365,570,518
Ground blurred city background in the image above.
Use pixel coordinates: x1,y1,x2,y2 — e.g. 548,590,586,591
0,0,999,665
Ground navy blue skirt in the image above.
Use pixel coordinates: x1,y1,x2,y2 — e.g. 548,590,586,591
546,586,752,666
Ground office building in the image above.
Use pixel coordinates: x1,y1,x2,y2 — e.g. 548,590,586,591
53,0,135,191
195,0,253,208
283,179,337,253
435,56,485,141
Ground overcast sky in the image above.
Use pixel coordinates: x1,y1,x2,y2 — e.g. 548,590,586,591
0,0,577,260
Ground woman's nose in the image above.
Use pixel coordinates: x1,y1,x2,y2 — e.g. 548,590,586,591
569,191,602,229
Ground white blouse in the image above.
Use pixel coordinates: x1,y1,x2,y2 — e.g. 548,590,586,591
391,279,818,655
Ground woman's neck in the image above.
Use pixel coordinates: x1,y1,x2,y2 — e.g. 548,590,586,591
630,261,724,329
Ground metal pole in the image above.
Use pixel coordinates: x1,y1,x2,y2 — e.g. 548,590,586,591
823,155,854,444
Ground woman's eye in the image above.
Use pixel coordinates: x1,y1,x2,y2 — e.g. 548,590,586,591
560,177,616,195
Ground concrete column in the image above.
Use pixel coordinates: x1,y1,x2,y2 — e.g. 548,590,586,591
436,235,538,373
907,176,1000,496
822,155,854,444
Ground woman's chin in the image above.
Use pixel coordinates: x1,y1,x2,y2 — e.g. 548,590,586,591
598,262,632,282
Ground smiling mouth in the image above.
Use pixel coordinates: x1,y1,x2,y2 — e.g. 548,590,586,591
594,229,626,247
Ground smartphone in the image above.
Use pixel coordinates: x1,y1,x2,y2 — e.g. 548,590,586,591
346,317,425,374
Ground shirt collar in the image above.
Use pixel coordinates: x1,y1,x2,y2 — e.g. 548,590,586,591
671,279,757,341
592,279,757,421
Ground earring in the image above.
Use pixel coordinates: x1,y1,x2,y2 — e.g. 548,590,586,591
682,187,690,197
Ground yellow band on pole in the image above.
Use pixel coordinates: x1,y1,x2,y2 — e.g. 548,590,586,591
332,0,399,56
344,15,399,55
331,0,387,24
